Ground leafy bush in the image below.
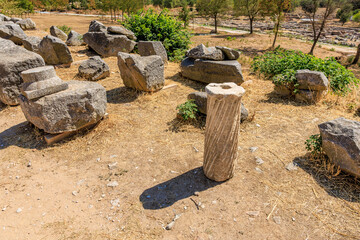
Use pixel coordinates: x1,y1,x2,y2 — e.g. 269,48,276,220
176,100,198,120
251,48,359,96
354,12,360,22
57,25,72,35
305,134,322,155
122,9,191,62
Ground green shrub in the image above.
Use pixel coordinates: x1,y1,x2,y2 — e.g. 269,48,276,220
122,9,191,62
305,134,323,155
176,99,198,120
57,25,72,35
353,12,360,22
251,48,359,96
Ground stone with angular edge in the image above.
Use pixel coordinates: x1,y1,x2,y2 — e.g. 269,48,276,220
83,32,136,57
107,26,136,40
117,53,164,92
138,41,168,64
296,70,329,91
295,89,327,103
78,56,110,81
0,14,11,21
66,30,84,46
19,80,107,134
181,57,244,85
216,46,240,60
0,24,27,45
17,18,36,30
50,26,67,41
22,36,41,53
0,38,45,105
21,66,68,100
38,35,73,66
318,117,360,177
187,44,224,61
10,17,21,23
88,20,107,32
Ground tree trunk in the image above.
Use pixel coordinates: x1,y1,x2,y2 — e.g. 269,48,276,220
272,18,280,48
249,17,253,34
352,43,360,65
309,21,325,55
214,14,218,33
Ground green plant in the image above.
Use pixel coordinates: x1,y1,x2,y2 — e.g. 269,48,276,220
176,99,198,120
122,9,191,62
251,48,359,96
226,36,236,41
305,134,322,155
57,25,72,35
330,47,335,51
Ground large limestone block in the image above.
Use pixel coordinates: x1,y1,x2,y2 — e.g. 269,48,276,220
187,44,224,61
107,26,136,40
50,26,67,41
38,35,73,66
88,20,107,32
0,39,45,105
19,80,107,134
22,36,41,53
296,70,329,90
83,32,136,57
78,56,110,81
117,53,164,92
215,46,240,60
138,41,168,64
17,18,36,30
181,57,244,85
318,118,360,177
0,24,27,44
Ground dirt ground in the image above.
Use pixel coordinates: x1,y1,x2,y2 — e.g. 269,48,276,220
1,13,360,240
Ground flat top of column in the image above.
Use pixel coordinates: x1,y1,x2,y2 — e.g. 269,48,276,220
205,83,245,97
21,65,55,75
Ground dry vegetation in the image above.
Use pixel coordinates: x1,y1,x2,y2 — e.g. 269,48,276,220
0,13,360,240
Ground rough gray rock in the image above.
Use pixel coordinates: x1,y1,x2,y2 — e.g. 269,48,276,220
107,26,136,40
66,30,84,46
181,57,244,85
88,20,107,32
138,41,168,64
296,70,329,90
117,53,164,92
84,32,136,57
0,24,27,45
22,36,41,53
10,17,21,23
38,35,73,66
0,14,11,21
295,89,327,103
187,91,248,122
17,18,36,30
216,46,240,60
50,26,67,41
0,38,45,105
19,80,107,134
187,44,224,61
78,56,110,81
318,118,360,177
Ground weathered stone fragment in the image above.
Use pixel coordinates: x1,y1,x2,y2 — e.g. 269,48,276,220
19,80,107,134
318,118,360,177
22,36,41,53
66,30,84,46
295,89,327,103
0,24,27,44
216,46,240,60
88,20,107,32
107,26,136,40
181,57,244,85
38,35,73,66
138,41,168,64
187,44,224,61
296,70,329,90
78,56,110,81
0,39,45,105
0,14,11,21
10,17,21,23
17,18,36,30
117,53,164,92
50,26,67,41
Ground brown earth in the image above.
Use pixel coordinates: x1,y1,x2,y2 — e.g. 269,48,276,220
0,13,360,240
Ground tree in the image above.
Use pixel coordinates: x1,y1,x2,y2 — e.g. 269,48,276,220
196,0,232,33
234,0,262,34
300,0,339,55
179,0,193,27
353,43,360,65
336,3,353,25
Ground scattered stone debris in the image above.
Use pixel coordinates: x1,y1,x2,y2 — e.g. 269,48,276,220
78,56,110,81
246,211,260,217
255,157,264,165
107,181,119,188
165,214,181,230
286,162,298,171
249,147,258,153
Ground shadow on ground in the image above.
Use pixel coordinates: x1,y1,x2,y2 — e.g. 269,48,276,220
140,167,222,210
260,91,313,106
168,72,206,91
76,47,99,57
0,102,7,112
166,114,206,133
295,156,360,203
106,86,141,104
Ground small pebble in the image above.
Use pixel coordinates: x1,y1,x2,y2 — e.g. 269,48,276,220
107,181,119,188
108,162,118,170
255,157,264,165
16,208,22,213
286,162,298,171
72,191,77,196
96,158,101,162
256,124,261,127
194,191,200,196
246,211,260,217
255,167,263,173
273,216,281,224
249,147,258,153
27,161,31,167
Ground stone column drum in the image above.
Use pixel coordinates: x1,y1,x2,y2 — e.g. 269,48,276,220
203,83,246,182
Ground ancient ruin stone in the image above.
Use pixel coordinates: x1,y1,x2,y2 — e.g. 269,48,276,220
0,24,27,44
216,46,240,60
17,18,36,30
10,17,21,23
319,118,360,177
0,38,45,105
78,56,110,81
21,66,68,100
117,53,164,92
83,32,136,57
295,89,327,103
38,35,73,66
0,14,11,21
22,36,41,53
181,57,244,85
107,26,136,40
203,83,246,181
187,44,224,61
50,26,67,41
88,20,107,32
138,41,168,64
19,80,107,134
66,30,84,46
296,70,329,90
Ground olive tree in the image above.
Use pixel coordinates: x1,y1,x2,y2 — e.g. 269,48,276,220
234,0,262,34
196,0,232,33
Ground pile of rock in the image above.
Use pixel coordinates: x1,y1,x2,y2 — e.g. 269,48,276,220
19,66,107,134
0,38,45,105
78,56,110,81
0,13,36,30
275,70,329,103
181,44,244,85
84,20,136,57
0,23,27,45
